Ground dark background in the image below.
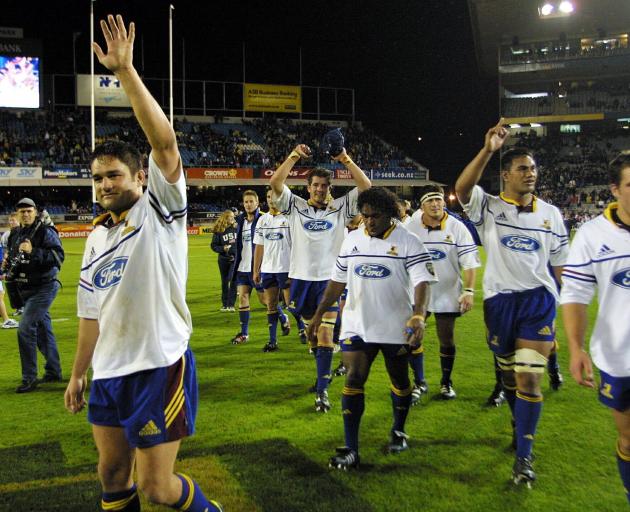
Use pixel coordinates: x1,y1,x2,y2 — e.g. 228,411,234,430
5,0,499,186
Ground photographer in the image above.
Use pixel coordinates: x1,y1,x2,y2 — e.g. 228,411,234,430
5,198,64,393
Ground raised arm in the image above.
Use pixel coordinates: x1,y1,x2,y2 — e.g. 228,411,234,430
455,119,508,205
93,15,180,182
270,144,311,197
333,148,371,192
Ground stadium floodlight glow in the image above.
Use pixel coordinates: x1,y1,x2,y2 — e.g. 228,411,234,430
530,123,542,127
559,1,574,13
509,124,522,128
540,3,554,16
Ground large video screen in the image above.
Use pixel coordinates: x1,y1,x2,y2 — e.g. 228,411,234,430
0,56,40,108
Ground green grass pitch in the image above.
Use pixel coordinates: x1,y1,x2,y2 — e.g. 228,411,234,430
0,236,624,511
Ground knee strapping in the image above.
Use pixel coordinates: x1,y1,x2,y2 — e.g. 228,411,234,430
514,348,548,374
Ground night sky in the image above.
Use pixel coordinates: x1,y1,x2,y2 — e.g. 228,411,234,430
5,0,499,187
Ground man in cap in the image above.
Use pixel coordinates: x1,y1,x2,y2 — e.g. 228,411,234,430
3,197,64,393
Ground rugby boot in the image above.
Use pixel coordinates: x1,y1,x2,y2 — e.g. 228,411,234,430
262,342,278,352
440,381,457,400
487,382,506,407
333,362,347,377
388,430,410,453
512,456,536,487
315,390,331,413
329,447,359,470
230,332,249,345
298,329,308,344
549,370,564,391
410,380,428,406
281,317,291,336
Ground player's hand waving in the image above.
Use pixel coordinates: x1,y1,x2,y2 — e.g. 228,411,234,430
294,144,311,159
484,118,509,154
569,349,595,389
93,14,135,73
64,374,88,414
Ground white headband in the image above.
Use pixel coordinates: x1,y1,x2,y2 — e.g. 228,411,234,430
420,192,444,205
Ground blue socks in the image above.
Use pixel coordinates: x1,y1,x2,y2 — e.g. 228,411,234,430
316,347,334,393
267,311,279,344
238,307,250,335
342,387,365,452
391,385,412,433
617,443,630,504
172,473,222,511
514,391,543,458
101,485,140,511
409,345,425,384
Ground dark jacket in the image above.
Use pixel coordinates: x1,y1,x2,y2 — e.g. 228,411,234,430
229,208,261,280
211,225,238,261
5,220,65,288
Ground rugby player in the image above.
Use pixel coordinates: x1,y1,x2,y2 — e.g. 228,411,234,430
455,119,569,486
406,184,480,402
64,15,222,511
307,187,436,469
270,143,371,412
561,152,630,504
253,188,305,351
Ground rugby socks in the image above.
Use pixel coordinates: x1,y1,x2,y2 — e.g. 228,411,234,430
409,346,425,385
390,385,412,433
493,355,502,385
276,304,288,326
547,350,560,374
315,347,334,393
333,315,342,344
342,386,365,452
504,383,517,414
267,311,279,345
616,442,630,504
292,313,305,331
238,306,250,336
101,484,140,511
514,391,543,458
439,345,456,385
172,473,222,512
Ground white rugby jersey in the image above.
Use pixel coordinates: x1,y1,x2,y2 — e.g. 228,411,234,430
560,204,630,377
332,223,438,344
462,185,568,300
238,218,254,272
406,211,481,312
77,154,191,380
253,211,291,273
275,184,358,281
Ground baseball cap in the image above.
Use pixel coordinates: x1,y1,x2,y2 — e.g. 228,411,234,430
16,197,37,209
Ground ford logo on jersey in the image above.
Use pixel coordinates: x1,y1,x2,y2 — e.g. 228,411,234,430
428,249,447,261
354,263,391,279
500,235,540,252
303,220,333,232
243,232,252,242
265,232,284,240
93,257,128,290
612,268,630,289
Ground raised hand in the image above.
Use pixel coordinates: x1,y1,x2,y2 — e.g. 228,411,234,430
294,144,312,159
484,118,509,154
92,14,135,73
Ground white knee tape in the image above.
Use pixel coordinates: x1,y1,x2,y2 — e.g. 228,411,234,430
514,348,548,374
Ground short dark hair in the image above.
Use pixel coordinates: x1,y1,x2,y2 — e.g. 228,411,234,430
357,187,400,220
608,151,630,186
89,140,143,175
307,167,333,185
500,148,535,172
242,189,258,200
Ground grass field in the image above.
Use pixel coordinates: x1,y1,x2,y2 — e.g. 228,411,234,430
0,236,624,511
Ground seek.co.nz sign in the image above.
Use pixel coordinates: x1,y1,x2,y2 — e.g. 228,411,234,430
93,257,128,290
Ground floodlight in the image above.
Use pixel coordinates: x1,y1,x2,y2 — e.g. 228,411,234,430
540,3,554,16
559,1,574,14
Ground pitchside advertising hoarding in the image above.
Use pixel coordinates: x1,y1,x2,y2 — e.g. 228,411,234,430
76,74,132,107
0,167,42,179
243,83,302,113
43,166,92,179
186,167,254,179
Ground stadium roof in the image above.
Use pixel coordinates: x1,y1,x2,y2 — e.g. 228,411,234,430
468,0,630,76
